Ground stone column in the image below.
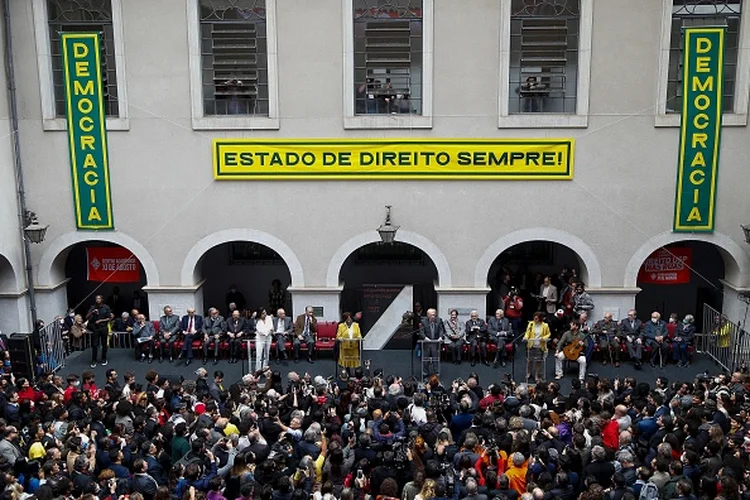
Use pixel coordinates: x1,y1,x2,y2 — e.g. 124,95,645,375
287,286,343,322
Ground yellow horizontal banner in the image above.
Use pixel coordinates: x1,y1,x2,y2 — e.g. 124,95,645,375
214,139,574,180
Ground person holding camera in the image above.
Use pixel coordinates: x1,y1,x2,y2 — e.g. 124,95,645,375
86,295,113,368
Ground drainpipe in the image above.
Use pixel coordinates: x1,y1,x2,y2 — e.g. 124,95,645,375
3,0,40,330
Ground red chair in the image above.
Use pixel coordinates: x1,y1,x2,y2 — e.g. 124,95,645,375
314,322,339,358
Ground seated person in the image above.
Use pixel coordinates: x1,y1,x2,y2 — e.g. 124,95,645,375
555,321,587,381
672,314,695,367
593,312,621,367
487,309,512,368
203,308,226,365
273,308,293,362
133,314,155,363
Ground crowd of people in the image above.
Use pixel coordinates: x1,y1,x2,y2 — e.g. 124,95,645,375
0,357,748,500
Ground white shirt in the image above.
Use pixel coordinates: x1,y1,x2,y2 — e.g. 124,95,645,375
276,318,286,334
256,317,274,337
348,324,354,339
542,284,551,299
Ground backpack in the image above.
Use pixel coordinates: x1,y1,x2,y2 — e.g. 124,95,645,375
637,480,659,500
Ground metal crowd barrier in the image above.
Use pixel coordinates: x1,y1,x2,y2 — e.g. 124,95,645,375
700,303,747,373
38,321,66,374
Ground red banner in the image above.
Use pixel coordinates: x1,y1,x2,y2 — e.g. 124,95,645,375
637,247,692,285
86,247,140,283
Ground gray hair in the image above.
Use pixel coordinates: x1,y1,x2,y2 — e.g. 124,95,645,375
684,314,695,324
465,478,477,494
303,427,321,443
617,450,634,464
591,445,606,461
512,452,525,467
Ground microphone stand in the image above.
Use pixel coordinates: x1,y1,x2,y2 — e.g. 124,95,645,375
504,330,527,384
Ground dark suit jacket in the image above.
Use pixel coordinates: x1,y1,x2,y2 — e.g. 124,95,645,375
465,319,488,339
226,317,248,335
619,318,643,337
419,317,445,341
294,314,318,335
487,317,512,338
180,315,204,334
272,317,293,335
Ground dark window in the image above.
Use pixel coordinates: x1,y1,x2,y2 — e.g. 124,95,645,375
667,0,742,114
48,0,118,117
354,0,423,115
509,0,580,114
200,0,269,116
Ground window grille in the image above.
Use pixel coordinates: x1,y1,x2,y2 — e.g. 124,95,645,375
353,0,423,115
200,0,268,116
509,0,580,114
48,0,118,117
666,0,742,114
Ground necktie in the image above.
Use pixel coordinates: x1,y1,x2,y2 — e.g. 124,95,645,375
188,317,193,333
304,316,309,335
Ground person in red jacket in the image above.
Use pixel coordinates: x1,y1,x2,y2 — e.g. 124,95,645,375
81,371,99,400
16,377,44,404
601,411,620,450
504,288,524,332
479,384,504,411
63,373,80,404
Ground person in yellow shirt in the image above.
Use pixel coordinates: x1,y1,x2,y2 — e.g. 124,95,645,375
524,311,551,383
336,313,362,373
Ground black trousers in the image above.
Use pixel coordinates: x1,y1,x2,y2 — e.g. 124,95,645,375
91,328,108,363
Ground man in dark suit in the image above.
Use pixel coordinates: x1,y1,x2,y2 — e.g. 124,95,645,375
226,310,247,364
272,308,293,363
465,310,488,366
418,308,444,379
487,309,512,367
203,308,226,365
86,295,114,368
130,458,159,498
208,370,227,403
620,308,644,367
179,308,204,366
461,477,488,500
158,306,180,362
293,306,317,364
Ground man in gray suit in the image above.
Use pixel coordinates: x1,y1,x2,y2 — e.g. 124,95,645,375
419,308,444,379
273,308,293,363
157,306,180,362
203,307,226,365
0,427,24,466
487,309,512,367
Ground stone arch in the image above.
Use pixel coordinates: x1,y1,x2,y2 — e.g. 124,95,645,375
38,231,160,286
474,227,603,288
326,230,452,288
180,228,305,287
624,231,750,288
0,254,20,291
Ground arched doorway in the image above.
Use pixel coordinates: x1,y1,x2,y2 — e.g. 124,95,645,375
485,240,588,321
635,241,725,326
196,241,292,317
339,242,438,334
56,242,148,317
0,254,21,334
0,254,17,292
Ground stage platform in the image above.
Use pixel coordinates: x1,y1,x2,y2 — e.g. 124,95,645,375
57,346,722,390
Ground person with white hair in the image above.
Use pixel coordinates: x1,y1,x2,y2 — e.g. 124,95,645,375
584,445,614,488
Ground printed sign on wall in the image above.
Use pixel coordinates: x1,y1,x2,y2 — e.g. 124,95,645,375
61,33,114,230
637,247,692,285
674,27,725,232
214,139,574,180
86,247,140,283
